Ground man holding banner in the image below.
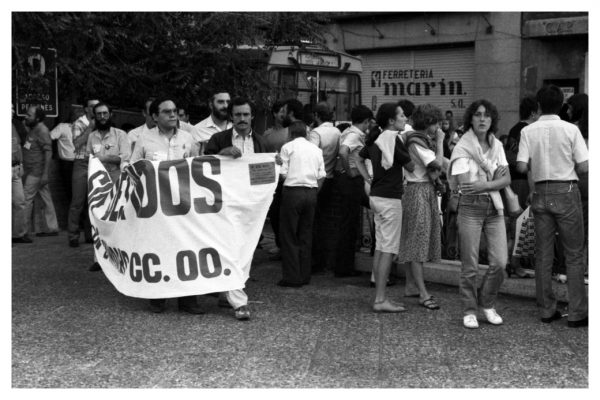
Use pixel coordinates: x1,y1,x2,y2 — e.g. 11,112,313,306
129,97,203,314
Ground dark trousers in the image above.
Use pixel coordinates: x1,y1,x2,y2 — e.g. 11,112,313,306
311,177,335,272
268,180,284,248
334,174,364,275
59,159,74,201
68,159,92,242
280,186,318,284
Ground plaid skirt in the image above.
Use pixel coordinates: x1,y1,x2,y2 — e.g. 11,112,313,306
396,182,441,263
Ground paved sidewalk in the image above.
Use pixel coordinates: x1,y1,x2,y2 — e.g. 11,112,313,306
12,231,588,388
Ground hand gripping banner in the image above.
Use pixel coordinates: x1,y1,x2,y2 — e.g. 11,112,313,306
87,154,279,299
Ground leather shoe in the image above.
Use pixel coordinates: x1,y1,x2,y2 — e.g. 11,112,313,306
149,299,166,313
234,305,251,320
541,310,563,323
12,236,33,244
69,239,79,248
89,262,101,272
277,280,302,288
567,317,588,328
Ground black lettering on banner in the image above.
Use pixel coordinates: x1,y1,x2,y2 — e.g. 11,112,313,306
191,157,223,214
130,160,158,218
158,160,191,216
101,173,130,222
142,253,162,283
88,170,112,211
130,252,142,282
176,250,199,281
199,248,222,278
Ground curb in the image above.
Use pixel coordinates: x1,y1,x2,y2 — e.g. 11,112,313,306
354,252,577,303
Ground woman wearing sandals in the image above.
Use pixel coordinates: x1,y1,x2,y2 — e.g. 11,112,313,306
396,104,445,311
356,103,415,312
448,99,510,329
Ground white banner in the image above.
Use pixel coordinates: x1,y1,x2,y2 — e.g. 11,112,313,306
87,154,279,299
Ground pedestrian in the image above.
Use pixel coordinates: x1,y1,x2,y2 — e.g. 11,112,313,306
68,97,99,247
277,120,325,287
204,96,269,320
50,106,84,202
12,111,30,244
356,103,414,312
449,99,510,329
22,105,59,238
177,106,190,123
396,104,444,311
86,102,131,272
263,100,290,260
194,89,232,153
517,85,588,328
127,98,156,153
130,97,204,315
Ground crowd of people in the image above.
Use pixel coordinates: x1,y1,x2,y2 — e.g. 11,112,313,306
11,85,588,328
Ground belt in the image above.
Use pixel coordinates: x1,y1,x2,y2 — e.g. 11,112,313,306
406,181,429,185
535,180,577,185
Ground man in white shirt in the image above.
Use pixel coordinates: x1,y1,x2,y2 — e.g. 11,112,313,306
127,98,156,152
50,107,84,201
130,97,203,315
194,90,232,151
516,85,588,328
278,120,326,287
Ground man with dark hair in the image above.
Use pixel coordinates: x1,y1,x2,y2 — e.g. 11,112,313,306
282,99,304,128
129,97,203,314
398,99,416,124
516,85,588,328
50,106,84,202
86,102,131,272
12,106,30,244
278,120,325,287
204,96,268,320
307,102,342,275
195,90,232,150
127,97,156,152
177,106,190,123
68,97,100,247
263,100,290,260
22,105,59,238
335,105,375,277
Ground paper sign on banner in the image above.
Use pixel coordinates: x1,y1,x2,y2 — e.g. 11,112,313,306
87,154,279,299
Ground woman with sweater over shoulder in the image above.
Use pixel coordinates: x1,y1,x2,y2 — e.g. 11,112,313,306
448,99,511,329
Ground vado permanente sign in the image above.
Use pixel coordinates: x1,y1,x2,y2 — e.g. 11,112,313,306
15,47,58,117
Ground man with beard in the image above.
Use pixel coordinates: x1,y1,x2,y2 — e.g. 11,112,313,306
204,97,269,320
68,97,99,247
22,105,59,238
86,102,131,272
195,90,232,153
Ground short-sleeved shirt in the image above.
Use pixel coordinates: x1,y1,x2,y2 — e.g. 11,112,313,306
22,122,52,177
280,137,326,188
127,123,153,149
340,125,366,171
194,115,233,143
50,122,75,161
87,128,131,176
263,127,289,152
359,137,412,199
401,132,437,183
517,115,588,182
130,127,198,163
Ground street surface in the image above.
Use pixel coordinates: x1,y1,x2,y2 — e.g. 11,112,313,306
12,230,588,388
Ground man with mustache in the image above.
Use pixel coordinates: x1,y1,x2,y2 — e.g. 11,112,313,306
204,96,269,320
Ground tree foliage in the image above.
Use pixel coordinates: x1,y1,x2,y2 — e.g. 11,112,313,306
12,12,330,113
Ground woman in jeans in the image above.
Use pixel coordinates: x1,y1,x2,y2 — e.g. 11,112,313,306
449,99,511,329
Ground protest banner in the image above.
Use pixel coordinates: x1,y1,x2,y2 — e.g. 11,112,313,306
87,154,279,299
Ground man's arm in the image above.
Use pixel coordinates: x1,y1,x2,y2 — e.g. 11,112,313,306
339,145,352,175
575,160,588,176
72,120,95,148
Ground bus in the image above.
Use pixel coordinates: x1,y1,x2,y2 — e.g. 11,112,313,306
265,45,362,125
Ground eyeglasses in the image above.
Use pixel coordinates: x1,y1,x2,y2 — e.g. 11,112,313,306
474,112,491,119
160,108,178,115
